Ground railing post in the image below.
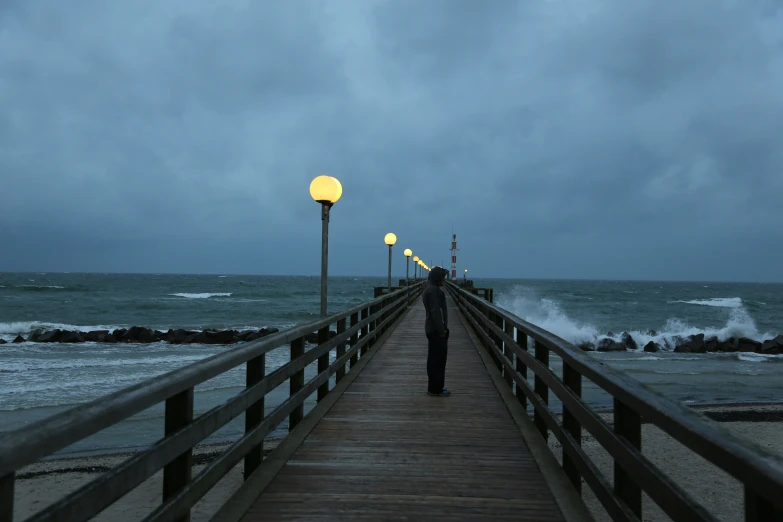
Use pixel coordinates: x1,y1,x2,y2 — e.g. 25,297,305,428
289,336,305,430
368,303,377,348
533,340,549,441
336,318,346,383
746,488,783,521
360,307,370,356
244,354,265,480
1,472,13,522
487,308,501,371
349,312,359,368
163,388,194,522
317,326,329,402
516,331,528,409
614,398,642,518
503,320,514,388
562,363,582,494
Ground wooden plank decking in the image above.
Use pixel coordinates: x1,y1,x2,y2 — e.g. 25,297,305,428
241,295,566,521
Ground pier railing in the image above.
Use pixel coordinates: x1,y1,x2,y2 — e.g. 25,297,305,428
446,282,783,522
0,284,423,522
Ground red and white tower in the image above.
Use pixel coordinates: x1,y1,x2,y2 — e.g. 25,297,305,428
450,233,458,279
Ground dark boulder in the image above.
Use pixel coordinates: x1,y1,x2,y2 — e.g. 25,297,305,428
121,326,144,342
165,329,192,344
597,338,625,352
137,328,156,343
0,339,6,344
205,330,237,344
738,337,761,353
646,329,658,336
244,332,264,342
674,334,705,353
576,341,595,352
621,332,638,351
774,335,783,348
606,331,615,338
112,328,128,340
185,332,209,344
60,331,85,343
38,329,63,343
28,329,45,342
84,330,110,342
761,340,780,355
305,332,319,344
237,330,256,342
718,337,738,352
704,336,719,353
12,335,25,343
104,334,118,343
643,341,660,353
262,327,280,336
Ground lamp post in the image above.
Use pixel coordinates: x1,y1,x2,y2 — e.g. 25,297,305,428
403,249,412,300
310,175,342,317
413,256,420,280
384,233,396,292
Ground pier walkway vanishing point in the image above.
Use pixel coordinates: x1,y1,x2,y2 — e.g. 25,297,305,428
2,282,783,522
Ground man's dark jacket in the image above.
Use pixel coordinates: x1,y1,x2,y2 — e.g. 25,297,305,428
422,268,448,337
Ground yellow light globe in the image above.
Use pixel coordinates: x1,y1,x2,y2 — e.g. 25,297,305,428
413,256,419,262
403,248,412,257
309,176,342,204
384,233,397,246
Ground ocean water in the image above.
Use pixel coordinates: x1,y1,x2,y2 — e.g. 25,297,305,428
1,273,782,455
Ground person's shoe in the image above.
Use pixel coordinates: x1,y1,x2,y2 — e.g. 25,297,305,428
428,389,451,397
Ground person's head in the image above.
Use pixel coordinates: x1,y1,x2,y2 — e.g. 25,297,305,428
428,266,448,286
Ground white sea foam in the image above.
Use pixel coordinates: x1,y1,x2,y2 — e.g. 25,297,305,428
169,293,232,299
672,297,743,308
0,321,125,338
495,286,599,345
496,286,775,354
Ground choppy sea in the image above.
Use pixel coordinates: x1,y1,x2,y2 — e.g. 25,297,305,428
1,273,781,455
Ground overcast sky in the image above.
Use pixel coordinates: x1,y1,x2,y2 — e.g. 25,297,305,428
1,1,782,281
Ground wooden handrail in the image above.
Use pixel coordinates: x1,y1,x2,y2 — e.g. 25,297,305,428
446,281,783,522
0,284,424,522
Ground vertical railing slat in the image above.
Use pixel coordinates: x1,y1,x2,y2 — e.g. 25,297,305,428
163,388,194,522
289,336,305,430
349,312,359,368
336,318,346,383
360,307,370,356
244,353,265,480
516,330,528,409
1,472,14,522
562,362,583,494
503,320,514,388
614,398,642,518
317,326,330,402
533,340,549,441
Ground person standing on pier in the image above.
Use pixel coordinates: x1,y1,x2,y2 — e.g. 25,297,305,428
423,266,450,397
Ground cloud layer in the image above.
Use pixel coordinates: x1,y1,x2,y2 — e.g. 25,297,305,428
2,0,782,281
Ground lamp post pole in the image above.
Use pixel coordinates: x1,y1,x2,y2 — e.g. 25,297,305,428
310,175,342,318
320,203,330,317
384,233,397,293
403,249,412,302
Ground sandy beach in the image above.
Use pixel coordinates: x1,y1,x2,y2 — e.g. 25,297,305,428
546,403,783,522
13,438,281,522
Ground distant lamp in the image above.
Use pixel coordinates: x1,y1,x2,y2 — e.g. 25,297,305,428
310,175,342,318
384,233,397,291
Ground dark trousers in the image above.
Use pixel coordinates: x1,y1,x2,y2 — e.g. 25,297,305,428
426,331,449,393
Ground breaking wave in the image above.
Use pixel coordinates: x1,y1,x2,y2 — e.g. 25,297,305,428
169,293,232,299
495,286,775,351
671,297,743,308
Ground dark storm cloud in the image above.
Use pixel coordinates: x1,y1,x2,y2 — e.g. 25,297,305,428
1,0,782,281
